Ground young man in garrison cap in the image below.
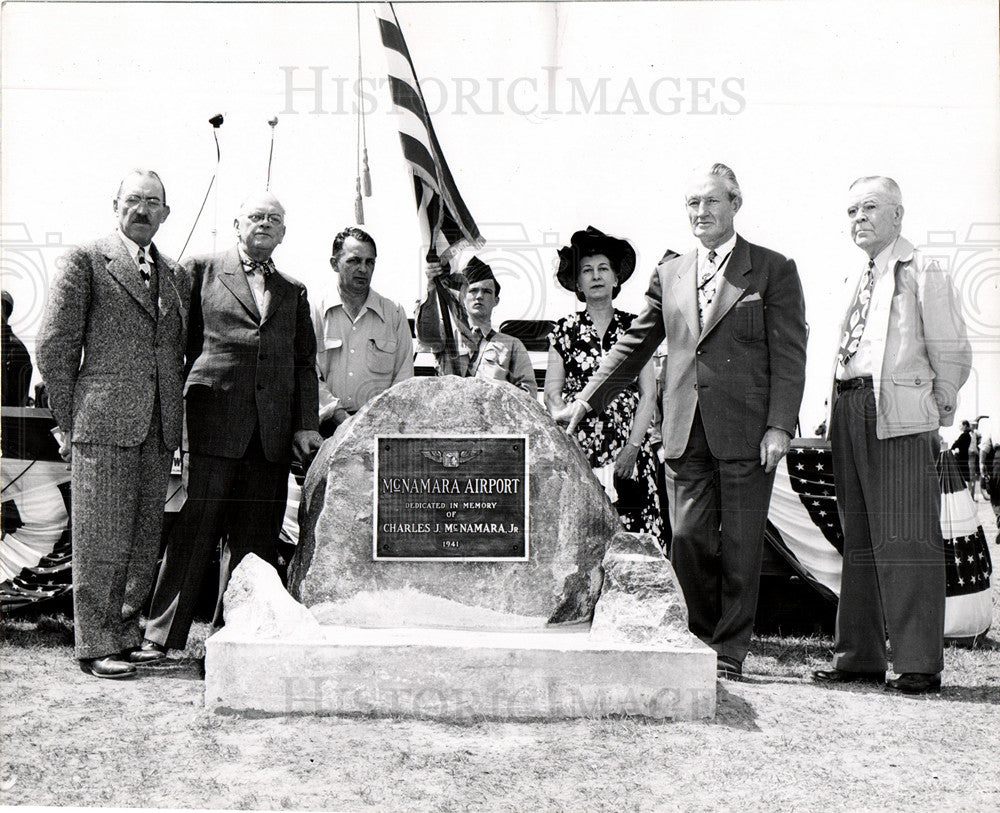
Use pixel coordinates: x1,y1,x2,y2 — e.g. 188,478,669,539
417,256,537,396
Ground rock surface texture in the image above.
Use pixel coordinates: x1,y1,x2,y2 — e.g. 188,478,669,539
590,533,693,646
223,554,320,638
288,376,622,625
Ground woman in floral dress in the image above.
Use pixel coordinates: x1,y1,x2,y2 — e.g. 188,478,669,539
545,226,662,541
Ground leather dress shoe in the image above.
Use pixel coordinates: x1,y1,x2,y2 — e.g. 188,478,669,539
812,668,885,686
717,656,743,681
80,656,136,679
887,673,941,695
129,640,167,664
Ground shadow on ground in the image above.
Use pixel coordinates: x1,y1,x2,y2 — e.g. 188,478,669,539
712,684,760,731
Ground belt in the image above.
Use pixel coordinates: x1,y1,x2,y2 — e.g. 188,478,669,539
835,376,873,394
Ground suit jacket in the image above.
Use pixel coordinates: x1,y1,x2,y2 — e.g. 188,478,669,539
36,233,188,448
183,248,319,462
828,236,971,440
580,235,807,460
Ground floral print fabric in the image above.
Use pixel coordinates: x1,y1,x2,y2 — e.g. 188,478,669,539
551,308,662,539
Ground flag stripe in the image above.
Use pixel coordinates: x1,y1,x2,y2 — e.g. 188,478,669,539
398,133,440,185
388,75,426,122
374,2,484,259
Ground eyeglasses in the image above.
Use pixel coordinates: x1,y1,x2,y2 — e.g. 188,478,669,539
120,195,164,211
245,212,284,225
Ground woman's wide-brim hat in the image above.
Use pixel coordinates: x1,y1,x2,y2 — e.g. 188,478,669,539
555,226,637,298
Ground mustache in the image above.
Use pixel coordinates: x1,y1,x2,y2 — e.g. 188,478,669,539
131,214,151,224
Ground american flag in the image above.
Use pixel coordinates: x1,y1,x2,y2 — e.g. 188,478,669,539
374,3,484,262
374,3,484,369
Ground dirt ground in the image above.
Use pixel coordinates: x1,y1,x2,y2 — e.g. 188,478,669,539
2,501,999,811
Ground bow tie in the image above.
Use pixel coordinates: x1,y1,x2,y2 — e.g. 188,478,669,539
242,259,275,277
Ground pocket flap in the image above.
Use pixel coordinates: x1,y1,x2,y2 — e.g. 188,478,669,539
890,369,934,387
371,337,398,354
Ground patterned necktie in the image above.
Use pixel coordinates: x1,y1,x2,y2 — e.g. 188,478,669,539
697,249,718,328
243,259,275,277
137,247,151,288
838,259,877,367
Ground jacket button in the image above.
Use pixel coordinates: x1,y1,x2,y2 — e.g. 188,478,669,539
256,384,264,391
914,378,921,385
259,354,267,360
693,384,699,390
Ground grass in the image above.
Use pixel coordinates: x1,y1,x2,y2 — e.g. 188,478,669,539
2,501,998,810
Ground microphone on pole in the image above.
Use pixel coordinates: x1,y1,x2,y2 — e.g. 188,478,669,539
266,116,278,190
178,114,224,261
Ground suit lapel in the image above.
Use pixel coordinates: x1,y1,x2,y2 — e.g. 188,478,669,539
151,246,186,328
867,236,911,383
219,248,261,321
700,236,751,341
668,251,700,339
100,234,156,319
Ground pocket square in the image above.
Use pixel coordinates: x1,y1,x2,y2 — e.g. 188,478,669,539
740,291,762,303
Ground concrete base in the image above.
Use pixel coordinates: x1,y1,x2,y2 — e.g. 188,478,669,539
205,624,716,721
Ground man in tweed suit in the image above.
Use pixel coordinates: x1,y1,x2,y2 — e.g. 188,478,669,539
37,169,188,678
140,192,322,657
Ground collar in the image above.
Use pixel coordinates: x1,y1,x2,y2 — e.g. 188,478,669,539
697,232,737,268
578,307,625,333
237,247,276,273
319,284,390,323
118,229,152,264
869,238,898,279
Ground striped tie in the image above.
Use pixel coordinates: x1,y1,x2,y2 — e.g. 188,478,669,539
137,247,151,288
838,259,877,367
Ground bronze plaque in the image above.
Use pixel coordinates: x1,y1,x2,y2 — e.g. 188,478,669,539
373,435,529,561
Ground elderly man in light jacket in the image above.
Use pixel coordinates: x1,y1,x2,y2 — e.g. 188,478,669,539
813,176,971,695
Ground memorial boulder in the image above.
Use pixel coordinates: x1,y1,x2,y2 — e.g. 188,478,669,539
288,376,622,625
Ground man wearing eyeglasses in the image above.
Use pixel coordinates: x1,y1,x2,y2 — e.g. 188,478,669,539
140,191,322,659
37,169,188,678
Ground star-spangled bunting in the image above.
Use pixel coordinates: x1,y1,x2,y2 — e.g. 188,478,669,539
785,446,844,553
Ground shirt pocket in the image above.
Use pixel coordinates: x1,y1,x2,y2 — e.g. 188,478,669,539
366,337,397,375
731,299,765,343
478,343,510,380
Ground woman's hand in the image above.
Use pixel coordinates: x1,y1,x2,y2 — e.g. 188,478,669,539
614,443,639,479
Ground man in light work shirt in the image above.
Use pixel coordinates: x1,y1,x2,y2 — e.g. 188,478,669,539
417,257,537,397
314,227,413,433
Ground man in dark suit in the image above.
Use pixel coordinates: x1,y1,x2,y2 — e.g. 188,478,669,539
558,163,807,679
141,192,322,658
36,169,188,678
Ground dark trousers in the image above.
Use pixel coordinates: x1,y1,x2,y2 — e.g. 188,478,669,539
664,408,775,663
71,408,171,660
830,387,944,674
144,427,288,650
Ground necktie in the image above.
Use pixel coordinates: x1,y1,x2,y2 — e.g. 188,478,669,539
697,249,718,328
838,259,877,367
137,247,151,288
243,259,274,277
